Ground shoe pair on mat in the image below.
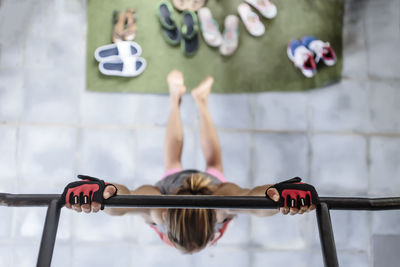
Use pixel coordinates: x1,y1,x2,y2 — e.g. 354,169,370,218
238,0,277,37
287,36,337,78
112,9,137,43
157,0,199,57
198,7,239,56
94,41,147,77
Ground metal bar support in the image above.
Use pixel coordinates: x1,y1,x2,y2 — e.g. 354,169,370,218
36,199,61,267
316,202,339,267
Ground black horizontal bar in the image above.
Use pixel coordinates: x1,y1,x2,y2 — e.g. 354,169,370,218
321,197,400,210
1,193,400,210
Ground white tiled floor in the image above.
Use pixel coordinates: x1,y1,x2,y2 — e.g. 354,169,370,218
0,0,400,266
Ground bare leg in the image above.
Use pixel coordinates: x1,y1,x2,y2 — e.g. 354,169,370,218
164,70,186,171
191,77,223,172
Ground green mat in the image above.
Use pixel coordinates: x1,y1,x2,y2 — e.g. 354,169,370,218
86,0,344,93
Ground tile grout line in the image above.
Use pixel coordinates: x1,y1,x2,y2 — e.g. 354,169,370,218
2,121,400,137
248,93,255,267
363,2,373,266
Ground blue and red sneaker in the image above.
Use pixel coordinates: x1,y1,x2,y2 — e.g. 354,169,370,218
287,40,316,78
301,36,337,66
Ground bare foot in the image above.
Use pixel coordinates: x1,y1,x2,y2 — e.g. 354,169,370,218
167,70,186,103
191,76,214,104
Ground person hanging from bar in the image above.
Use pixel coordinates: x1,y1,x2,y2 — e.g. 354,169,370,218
61,70,319,254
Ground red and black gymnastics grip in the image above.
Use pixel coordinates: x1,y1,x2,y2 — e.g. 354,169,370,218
61,175,117,210
266,177,319,209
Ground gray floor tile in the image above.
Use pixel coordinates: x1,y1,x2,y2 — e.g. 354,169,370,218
55,210,72,241
250,214,312,249
0,245,13,266
370,137,400,196
207,94,253,129
18,126,77,193
0,69,23,121
131,245,192,267
73,243,131,267
52,243,72,267
310,80,369,132
13,207,46,241
370,80,400,133
0,0,34,69
216,215,250,246
253,92,308,131
0,126,17,179
197,130,252,187
72,211,130,242
373,234,400,267
252,133,308,186
337,252,369,267
180,128,197,169
253,250,313,267
133,216,163,245
365,0,400,78
134,128,166,185
0,176,17,193
310,134,368,195
342,0,368,79
0,207,13,239
81,92,138,125
372,211,400,235
22,68,79,123
134,94,196,127
14,243,43,267
79,128,135,186
133,95,167,126
311,210,370,251
192,247,250,267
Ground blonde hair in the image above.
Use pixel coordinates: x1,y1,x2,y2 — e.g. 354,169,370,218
165,173,217,253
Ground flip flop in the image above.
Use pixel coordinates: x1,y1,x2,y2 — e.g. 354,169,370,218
99,56,147,77
198,7,222,47
94,41,142,62
112,11,126,43
157,0,181,45
172,0,206,11
181,10,200,57
219,15,239,56
123,8,137,41
237,3,265,37
245,0,277,19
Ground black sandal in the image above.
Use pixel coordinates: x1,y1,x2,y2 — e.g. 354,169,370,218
180,10,199,57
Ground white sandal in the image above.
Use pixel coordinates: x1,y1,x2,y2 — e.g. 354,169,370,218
245,0,277,19
220,15,239,56
237,3,265,37
94,41,142,62
198,7,222,47
98,56,147,77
